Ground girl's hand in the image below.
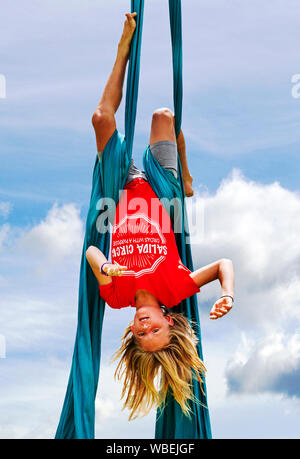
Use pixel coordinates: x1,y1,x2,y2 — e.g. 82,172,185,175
210,296,233,320
102,261,128,277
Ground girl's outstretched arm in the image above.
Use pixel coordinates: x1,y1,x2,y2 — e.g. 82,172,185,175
190,258,235,319
86,245,127,285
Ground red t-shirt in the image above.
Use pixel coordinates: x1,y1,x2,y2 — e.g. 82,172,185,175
99,178,200,309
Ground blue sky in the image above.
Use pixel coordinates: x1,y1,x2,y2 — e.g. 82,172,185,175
1,0,300,439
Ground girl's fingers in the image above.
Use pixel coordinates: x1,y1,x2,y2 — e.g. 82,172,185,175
210,300,233,319
106,264,128,276
210,314,219,320
219,299,232,307
113,262,127,273
216,306,230,314
210,310,222,318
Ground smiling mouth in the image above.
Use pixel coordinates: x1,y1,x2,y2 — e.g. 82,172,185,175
139,317,149,322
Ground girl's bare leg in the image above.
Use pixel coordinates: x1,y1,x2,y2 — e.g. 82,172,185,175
176,129,194,197
92,13,137,152
149,108,194,197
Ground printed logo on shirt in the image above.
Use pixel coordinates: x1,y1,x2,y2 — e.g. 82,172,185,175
112,213,168,276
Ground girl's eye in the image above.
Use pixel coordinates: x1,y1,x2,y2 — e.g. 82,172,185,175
138,332,145,337
153,329,159,333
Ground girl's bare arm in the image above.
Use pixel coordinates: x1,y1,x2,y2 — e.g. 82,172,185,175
86,246,127,286
190,258,235,319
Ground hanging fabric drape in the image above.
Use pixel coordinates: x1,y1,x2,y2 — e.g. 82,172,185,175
55,0,211,439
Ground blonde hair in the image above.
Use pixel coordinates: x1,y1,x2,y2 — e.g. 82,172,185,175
113,313,206,421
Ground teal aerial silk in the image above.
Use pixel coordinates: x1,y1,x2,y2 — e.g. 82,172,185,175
55,0,212,439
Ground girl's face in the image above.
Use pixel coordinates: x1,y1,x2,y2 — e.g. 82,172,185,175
131,306,174,351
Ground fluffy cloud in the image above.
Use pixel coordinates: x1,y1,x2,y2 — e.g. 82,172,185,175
0,203,84,356
187,169,300,325
0,357,72,439
18,203,84,262
0,224,10,250
226,331,300,397
0,356,155,439
0,201,11,250
186,169,300,399
0,202,11,219
1,172,300,438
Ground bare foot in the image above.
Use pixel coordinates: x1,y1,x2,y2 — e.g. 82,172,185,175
183,174,194,197
118,12,137,58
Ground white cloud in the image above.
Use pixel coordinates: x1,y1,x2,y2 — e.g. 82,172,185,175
0,224,10,250
1,172,300,437
0,202,11,218
1,0,300,440
95,361,156,439
0,357,70,439
0,202,11,251
202,337,300,438
18,203,84,264
0,203,84,355
186,169,300,400
95,363,128,424
226,331,300,397
188,169,300,327
95,398,117,421
2,0,300,156
0,294,77,354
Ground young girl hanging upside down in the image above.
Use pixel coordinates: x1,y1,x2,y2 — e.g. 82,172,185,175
86,13,235,420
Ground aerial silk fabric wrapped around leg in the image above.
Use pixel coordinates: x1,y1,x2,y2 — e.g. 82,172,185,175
55,0,143,439
55,0,211,439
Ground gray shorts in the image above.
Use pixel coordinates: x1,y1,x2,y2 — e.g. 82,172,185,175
125,140,178,185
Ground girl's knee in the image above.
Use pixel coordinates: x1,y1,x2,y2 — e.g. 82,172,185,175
92,109,115,131
151,107,174,125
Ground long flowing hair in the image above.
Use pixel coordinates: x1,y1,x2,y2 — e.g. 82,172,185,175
113,312,206,420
